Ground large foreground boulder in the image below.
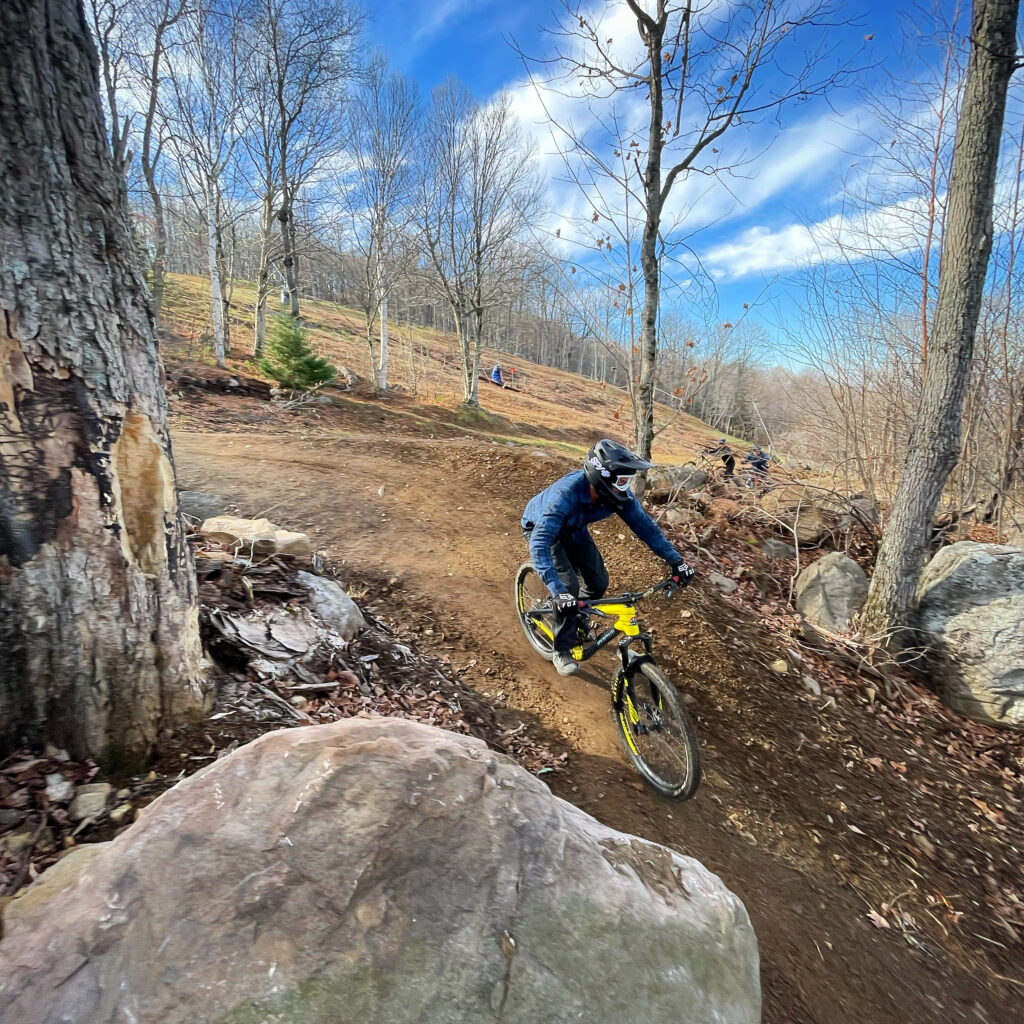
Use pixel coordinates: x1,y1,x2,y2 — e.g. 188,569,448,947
916,543,1024,728
0,720,760,1024
795,552,869,631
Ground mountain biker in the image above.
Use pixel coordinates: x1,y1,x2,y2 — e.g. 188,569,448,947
743,445,770,482
702,437,735,481
521,439,695,676
490,363,503,386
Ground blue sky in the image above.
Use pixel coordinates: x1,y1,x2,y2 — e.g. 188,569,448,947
364,1,975,356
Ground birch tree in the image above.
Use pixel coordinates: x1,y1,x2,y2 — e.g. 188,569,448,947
419,81,544,407
345,63,420,390
163,1,250,367
249,0,361,320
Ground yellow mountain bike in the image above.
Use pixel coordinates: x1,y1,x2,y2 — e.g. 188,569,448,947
514,563,702,800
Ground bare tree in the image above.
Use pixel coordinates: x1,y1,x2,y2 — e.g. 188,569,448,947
86,0,134,191
531,0,855,458
250,0,361,320
163,1,250,366
0,0,207,764
345,62,420,390
419,80,544,407
860,0,1021,642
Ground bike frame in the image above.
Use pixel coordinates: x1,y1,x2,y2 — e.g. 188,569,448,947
526,579,675,666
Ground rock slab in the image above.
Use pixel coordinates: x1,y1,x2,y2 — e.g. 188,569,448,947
795,553,868,632
915,542,1024,728
201,515,313,559
0,719,760,1024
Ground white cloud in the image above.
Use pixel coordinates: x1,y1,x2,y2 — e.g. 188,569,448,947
703,191,939,279
413,0,480,43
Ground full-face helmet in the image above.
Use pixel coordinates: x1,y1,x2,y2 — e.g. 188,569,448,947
583,439,652,506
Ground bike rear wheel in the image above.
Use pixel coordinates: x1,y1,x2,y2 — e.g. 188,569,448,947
614,660,701,800
514,563,555,661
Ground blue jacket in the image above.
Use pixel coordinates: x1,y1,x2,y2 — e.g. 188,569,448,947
522,470,683,595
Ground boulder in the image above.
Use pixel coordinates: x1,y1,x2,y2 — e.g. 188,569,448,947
0,720,761,1024
795,553,868,632
177,490,226,523
273,530,313,558
201,515,313,560
838,495,879,531
762,538,797,560
201,514,279,554
663,507,700,528
645,463,709,503
915,542,1024,728
297,570,367,640
709,571,739,594
757,487,839,546
68,783,112,822
708,497,742,518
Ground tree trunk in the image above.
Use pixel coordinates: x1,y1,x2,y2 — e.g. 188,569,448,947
860,0,1020,643
634,10,666,461
279,195,300,318
148,184,168,322
253,196,274,356
378,292,389,390
0,0,209,766
206,184,227,367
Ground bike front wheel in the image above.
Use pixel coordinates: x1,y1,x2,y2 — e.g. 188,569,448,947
514,563,555,661
613,660,701,800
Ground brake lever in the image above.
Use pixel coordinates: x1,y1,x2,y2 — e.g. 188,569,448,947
663,582,678,601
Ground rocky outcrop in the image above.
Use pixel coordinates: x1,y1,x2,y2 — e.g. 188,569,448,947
645,463,709,503
795,553,868,632
0,720,761,1024
916,543,1024,728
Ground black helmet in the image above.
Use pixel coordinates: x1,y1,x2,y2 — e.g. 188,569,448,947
584,439,652,505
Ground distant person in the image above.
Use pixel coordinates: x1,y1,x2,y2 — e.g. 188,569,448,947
490,363,503,386
703,437,735,481
744,445,770,481
521,439,694,676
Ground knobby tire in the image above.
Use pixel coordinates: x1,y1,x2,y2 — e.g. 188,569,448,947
615,660,701,800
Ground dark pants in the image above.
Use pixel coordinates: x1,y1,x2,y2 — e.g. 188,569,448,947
525,529,609,651
722,455,735,480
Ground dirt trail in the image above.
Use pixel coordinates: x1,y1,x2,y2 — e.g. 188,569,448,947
174,428,1018,1024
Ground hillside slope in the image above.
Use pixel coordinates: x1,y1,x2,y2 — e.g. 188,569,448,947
159,273,727,460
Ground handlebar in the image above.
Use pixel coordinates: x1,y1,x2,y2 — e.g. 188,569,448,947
533,577,680,615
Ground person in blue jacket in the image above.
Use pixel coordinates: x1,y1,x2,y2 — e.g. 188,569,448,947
521,438,695,675
743,445,770,480
490,363,503,385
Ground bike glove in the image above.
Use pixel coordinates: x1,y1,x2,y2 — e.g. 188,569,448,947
669,562,695,586
553,592,579,612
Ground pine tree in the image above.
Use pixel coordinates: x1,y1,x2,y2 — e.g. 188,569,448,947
259,316,336,390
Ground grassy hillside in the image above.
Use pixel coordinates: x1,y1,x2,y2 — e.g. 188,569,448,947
159,273,725,462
